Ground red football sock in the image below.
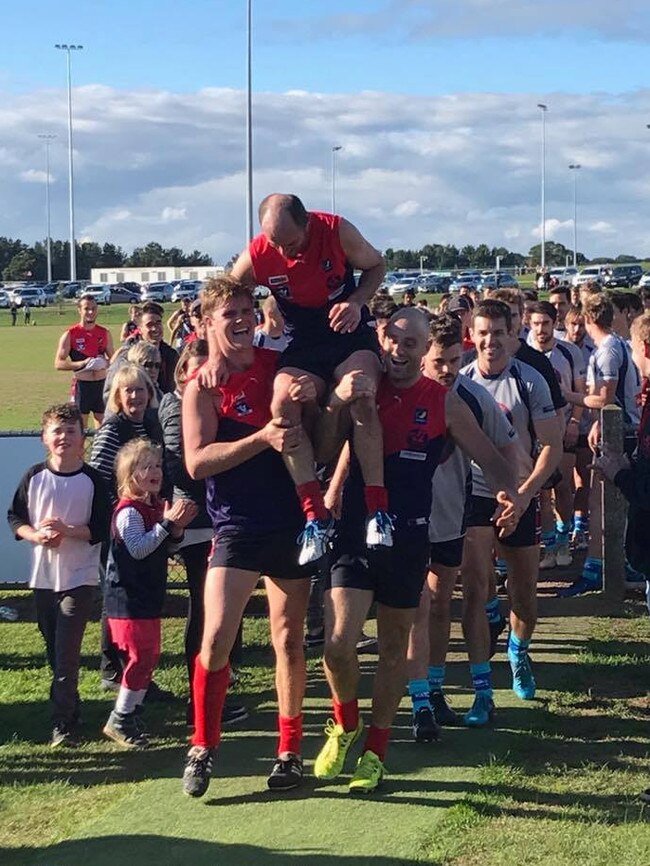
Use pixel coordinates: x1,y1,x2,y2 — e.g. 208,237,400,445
191,658,229,749
364,485,388,515
333,698,359,733
296,480,328,522
364,725,391,761
278,713,303,756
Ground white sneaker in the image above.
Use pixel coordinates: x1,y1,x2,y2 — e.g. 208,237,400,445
366,511,394,548
555,544,573,567
298,519,333,566
539,550,556,570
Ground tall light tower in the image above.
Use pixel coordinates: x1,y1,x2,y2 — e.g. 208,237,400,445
569,163,581,269
55,43,83,282
37,134,57,282
537,103,548,270
331,145,343,213
245,1,254,242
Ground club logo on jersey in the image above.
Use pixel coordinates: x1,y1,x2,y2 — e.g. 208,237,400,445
233,393,253,416
75,339,86,351
321,258,333,272
414,408,428,425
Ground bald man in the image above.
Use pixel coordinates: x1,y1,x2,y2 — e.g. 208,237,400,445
230,194,389,566
311,307,523,793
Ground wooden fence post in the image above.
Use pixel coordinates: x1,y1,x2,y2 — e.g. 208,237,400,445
601,405,626,606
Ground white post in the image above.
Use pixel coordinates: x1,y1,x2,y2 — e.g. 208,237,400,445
569,163,581,269
55,44,83,282
245,0,254,242
38,134,56,282
537,103,548,270
331,145,342,213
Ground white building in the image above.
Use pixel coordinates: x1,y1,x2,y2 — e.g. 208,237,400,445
90,265,225,285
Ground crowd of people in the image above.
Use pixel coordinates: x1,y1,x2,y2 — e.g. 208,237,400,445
7,193,650,804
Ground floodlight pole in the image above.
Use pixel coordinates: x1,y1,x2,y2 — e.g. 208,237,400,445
38,134,57,282
55,43,83,282
537,103,548,270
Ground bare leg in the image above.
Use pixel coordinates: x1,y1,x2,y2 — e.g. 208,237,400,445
335,351,384,489
200,567,259,671
271,368,325,487
323,587,373,703
554,453,576,527
499,545,539,642
460,527,493,664
371,604,418,729
265,576,310,718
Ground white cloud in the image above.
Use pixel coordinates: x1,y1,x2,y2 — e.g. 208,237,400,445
19,169,49,183
2,84,650,262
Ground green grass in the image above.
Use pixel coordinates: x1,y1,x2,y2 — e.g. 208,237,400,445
1,590,648,865
0,303,174,430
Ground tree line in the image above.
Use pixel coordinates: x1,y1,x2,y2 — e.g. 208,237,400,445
0,238,214,282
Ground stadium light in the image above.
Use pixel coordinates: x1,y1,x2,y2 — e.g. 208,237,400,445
246,2,253,242
331,146,343,213
54,44,83,282
37,134,57,282
537,104,548,270
569,163,581,269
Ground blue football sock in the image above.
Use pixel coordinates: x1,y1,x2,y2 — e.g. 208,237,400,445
574,514,588,533
427,665,445,694
541,530,557,552
495,557,508,578
582,557,602,583
555,520,570,545
408,678,431,713
469,662,492,697
508,632,530,661
485,596,501,624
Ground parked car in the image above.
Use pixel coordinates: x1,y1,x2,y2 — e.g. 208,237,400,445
604,264,643,289
0,290,10,308
449,275,481,293
572,266,612,288
476,273,519,291
141,282,174,302
638,272,650,288
171,280,202,302
414,275,450,293
83,284,112,305
548,267,578,286
109,285,140,304
11,287,46,307
387,277,420,296
60,281,83,299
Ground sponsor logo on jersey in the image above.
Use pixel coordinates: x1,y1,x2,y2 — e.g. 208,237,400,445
414,408,428,425
399,449,427,461
268,275,289,287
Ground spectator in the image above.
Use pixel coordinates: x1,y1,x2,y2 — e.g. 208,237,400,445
10,300,17,326
186,299,207,343
369,294,397,349
639,285,650,312
7,403,110,746
103,341,163,405
23,301,31,325
120,304,141,343
167,297,193,349
118,303,178,394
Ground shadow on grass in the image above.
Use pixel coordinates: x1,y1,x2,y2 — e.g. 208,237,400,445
2,836,434,866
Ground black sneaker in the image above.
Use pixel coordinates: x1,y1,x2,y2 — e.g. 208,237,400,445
51,722,78,748
488,614,507,659
144,681,176,703
103,710,148,749
430,691,462,727
304,628,325,649
412,706,440,743
222,702,249,726
183,745,215,798
356,632,378,654
267,754,304,791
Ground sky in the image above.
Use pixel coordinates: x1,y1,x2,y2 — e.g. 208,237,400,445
2,0,650,264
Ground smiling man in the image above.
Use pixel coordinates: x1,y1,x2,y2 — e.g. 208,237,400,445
55,295,114,428
312,307,522,793
229,194,389,566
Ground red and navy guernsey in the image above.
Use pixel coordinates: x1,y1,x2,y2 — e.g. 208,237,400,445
205,348,304,535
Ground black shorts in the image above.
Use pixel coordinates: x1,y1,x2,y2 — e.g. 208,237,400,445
576,434,590,450
328,529,428,609
429,536,465,569
209,528,314,581
278,324,380,383
74,379,105,415
465,494,540,549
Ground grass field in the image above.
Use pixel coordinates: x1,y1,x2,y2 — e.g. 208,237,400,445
1,587,648,866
